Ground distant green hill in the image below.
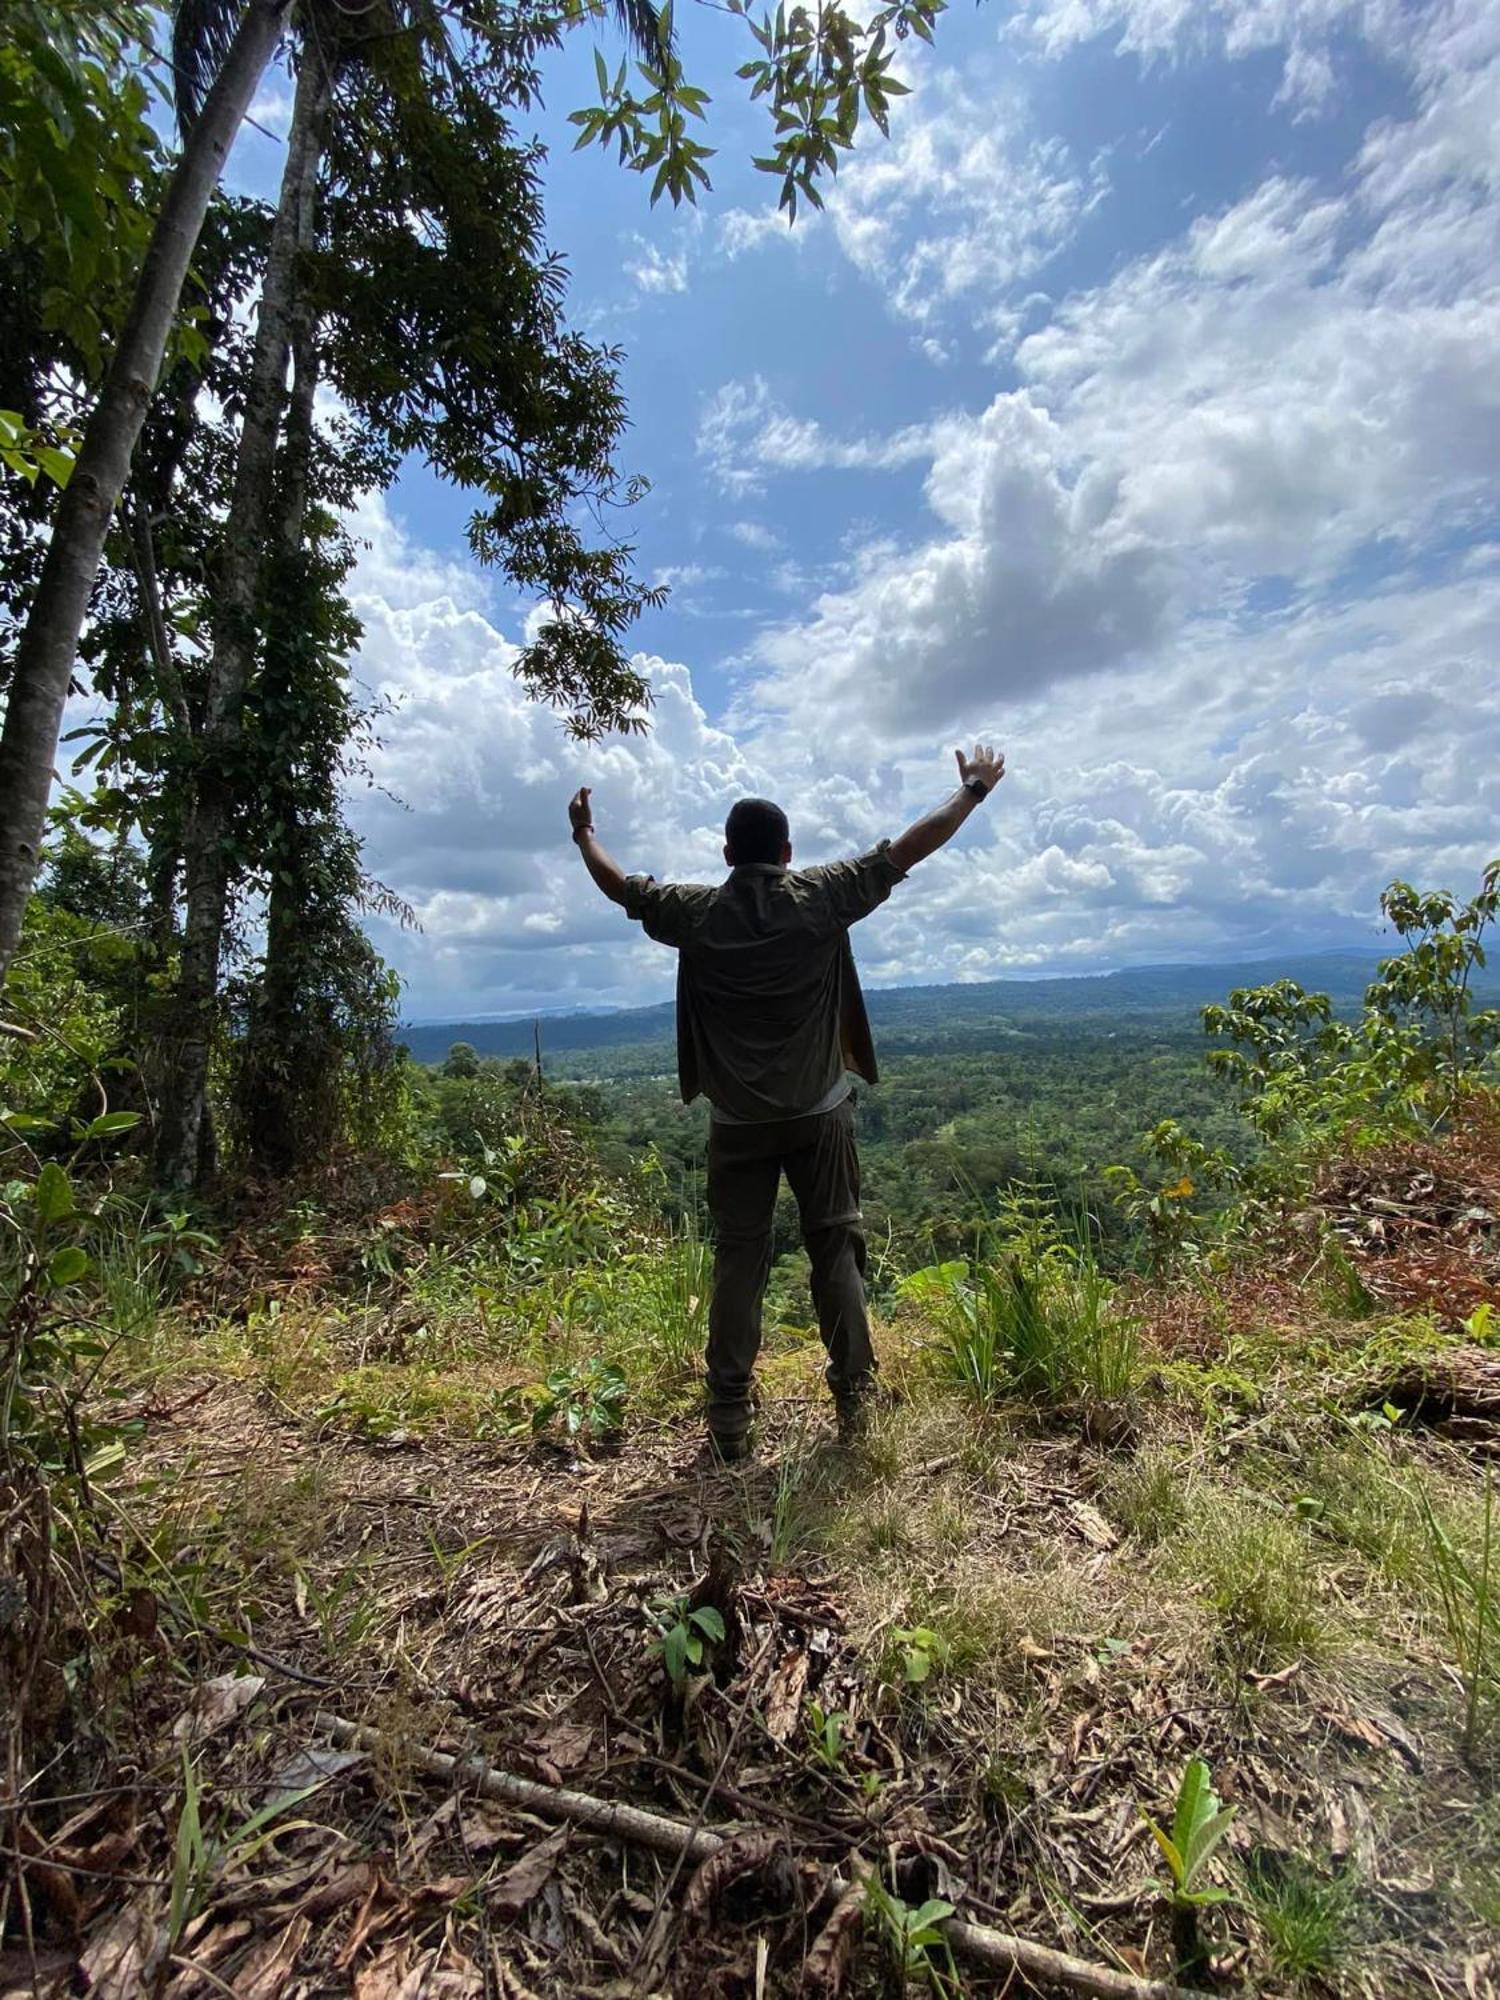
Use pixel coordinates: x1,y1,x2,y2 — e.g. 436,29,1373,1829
399,949,1403,1066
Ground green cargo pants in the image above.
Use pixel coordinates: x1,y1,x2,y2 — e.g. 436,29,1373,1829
703,1097,876,1444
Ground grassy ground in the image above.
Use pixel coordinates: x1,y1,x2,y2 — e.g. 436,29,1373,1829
3,1133,1499,1999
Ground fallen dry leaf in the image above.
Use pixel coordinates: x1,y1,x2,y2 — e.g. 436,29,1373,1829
76,1899,153,1998
657,1502,705,1547
0,1946,75,1997
172,1672,267,1745
683,1830,785,1925
763,1648,810,1745
1068,1501,1118,1549
11,1818,83,1939
408,1795,521,1867
802,1881,863,1997
263,1860,380,1923
232,1911,311,1998
525,1716,595,1784
490,1828,570,1920
354,1939,485,1999
266,1744,367,1806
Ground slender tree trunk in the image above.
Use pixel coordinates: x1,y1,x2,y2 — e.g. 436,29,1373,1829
155,43,332,1189
0,0,291,982
145,837,181,969
245,302,322,1176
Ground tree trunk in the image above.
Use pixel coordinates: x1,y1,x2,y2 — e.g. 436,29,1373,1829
155,41,332,1190
244,305,323,1177
0,0,291,983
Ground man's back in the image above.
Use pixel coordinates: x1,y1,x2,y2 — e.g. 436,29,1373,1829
622,847,905,1122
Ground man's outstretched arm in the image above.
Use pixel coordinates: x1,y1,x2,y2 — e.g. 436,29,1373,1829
888,742,1006,874
568,786,628,906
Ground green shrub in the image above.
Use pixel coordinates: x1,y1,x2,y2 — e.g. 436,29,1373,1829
898,1210,1137,1410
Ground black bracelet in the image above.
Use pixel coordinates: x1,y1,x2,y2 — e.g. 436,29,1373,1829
962,776,989,800
572,824,595,842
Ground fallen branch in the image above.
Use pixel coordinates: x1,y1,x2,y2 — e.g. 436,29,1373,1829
315,1712,1199,2000
315,1713,724,1865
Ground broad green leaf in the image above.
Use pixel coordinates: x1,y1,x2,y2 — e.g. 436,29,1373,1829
48,1245,89,1286
1171,1756,1209,1855
34,1161,75,1224
1183,1804,1236,1883
35,445,75,487
83,1110,142,1138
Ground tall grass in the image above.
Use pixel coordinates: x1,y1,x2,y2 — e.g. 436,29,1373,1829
627,1224,712,1380
1421,1469,1497,1762
899,1197,1138,1409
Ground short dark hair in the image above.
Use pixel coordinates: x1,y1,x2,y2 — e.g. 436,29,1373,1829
725,797,789,865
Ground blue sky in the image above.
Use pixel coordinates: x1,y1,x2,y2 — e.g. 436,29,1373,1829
224,0,1500,1020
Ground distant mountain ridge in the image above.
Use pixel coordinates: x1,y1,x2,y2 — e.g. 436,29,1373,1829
399,948,1410,1065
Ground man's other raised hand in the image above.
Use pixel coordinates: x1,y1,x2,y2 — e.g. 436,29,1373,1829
955,742,1005,793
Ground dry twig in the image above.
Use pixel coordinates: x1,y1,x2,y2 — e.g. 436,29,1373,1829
315,1711,1200,2000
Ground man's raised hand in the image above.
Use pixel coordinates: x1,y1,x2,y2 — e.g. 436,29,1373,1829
568,786,594,837
955,742,1005,793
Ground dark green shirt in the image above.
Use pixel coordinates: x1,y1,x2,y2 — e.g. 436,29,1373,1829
621,845,906,1122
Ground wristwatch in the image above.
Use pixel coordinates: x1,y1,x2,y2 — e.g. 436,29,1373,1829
962,776,990,799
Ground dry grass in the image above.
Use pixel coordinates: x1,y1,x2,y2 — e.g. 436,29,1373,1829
9,1126,1500,1999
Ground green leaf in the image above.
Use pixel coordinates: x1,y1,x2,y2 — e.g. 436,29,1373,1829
34,1161,75,1225
48,1245,89,1286
1182,1803,1236,1883
83,1110,142,1138
662,1624,688,1682
1,1110,54,1133
690,1605,725,1642
1171,1756,1209,1855
1145,1816,1185,1887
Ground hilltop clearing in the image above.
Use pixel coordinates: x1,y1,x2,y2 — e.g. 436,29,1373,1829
3,1105,1498,1999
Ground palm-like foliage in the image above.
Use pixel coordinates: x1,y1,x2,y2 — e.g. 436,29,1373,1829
606,0,673,67
171,0,249,126
170,0,674,131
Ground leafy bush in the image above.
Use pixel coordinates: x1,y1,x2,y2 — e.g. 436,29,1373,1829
648,1596,725,1687
1106,862,1500,1266
1,902,136,1148
898,1196,1137,1408
491,1357,627,1444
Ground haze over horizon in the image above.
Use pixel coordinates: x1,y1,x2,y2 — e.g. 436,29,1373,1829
199,0,1499,1022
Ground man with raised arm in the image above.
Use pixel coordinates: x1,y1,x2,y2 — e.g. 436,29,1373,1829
568,742,1007,1461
